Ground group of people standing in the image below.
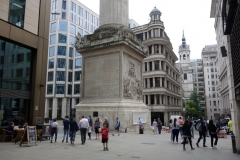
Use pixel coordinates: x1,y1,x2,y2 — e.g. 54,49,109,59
152,118,162,134
168,116,220,151
50,116,121,151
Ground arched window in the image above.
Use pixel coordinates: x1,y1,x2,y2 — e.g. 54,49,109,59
184,73,187,80
183,54,186,60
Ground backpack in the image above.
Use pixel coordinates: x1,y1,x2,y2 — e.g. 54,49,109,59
196,122,202,131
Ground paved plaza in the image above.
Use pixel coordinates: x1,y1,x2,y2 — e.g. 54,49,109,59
0,125,240,160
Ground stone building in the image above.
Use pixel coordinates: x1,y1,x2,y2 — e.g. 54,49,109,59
0,0,50,126
132,7,182,125
210,0,240,153
202,45,222,120
177,33,194,100
45,0,99,119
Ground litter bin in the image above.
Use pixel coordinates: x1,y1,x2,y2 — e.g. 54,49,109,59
231,135,237,153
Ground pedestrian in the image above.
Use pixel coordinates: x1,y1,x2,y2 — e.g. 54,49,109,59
88,115,93,127
228,118,233,134
178,117,184,137
69,117,78,144
112,117,120,136
88,124,92,140
157,118,162,134
79,116,89,145
196,117,208,147
101,123,109,151
62,115,70,143
50,118,58,143
169,119,173,142
172,118,180,144
94,118,100,140
103,117,109,129
138,117,143,128
182,119,195,151
152,119,157,135
208,120,218,149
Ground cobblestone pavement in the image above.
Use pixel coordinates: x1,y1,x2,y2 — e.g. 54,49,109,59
0,128,239,160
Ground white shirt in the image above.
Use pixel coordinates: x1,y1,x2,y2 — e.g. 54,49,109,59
79,118,89,128
51,122,58,128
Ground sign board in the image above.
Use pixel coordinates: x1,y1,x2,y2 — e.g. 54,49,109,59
36,117,42,123
42,125,51,140
133,112,147,124
20,126,37,147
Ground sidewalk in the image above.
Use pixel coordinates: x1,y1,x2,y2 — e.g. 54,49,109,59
0,130,239,160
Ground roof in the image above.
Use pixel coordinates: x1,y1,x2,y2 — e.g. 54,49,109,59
150,7,162,16
202,45,217,52
179,31,190,51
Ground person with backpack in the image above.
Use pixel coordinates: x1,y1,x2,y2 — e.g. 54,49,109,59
157,118,162,134
195,117,208,147
208,120,218,149
112,117,120,136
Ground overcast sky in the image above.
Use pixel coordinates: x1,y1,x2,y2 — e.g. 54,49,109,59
79,0,216,60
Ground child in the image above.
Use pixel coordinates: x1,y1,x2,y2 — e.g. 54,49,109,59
101,124,109,151
88,125,92,140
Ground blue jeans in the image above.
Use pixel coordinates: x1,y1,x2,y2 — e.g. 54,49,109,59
63,129,69,142
197,131,206,145
172,129,179,142
51,128,57,142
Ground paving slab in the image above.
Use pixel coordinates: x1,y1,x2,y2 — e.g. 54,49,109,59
0,129,239,160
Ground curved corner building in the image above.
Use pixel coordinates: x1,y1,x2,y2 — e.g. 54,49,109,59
132,7,182,125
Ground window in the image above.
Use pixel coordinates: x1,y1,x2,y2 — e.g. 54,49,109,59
84,31,89,35
213,101,216,106
210,101,211,106
50,34,56,44
149,46,152,54
161,45,164,53
76,52,81,56
75,58,82,68
50,23,56,33
58,33,67,43
70,24,76,34
8,0,26,28
47,84,53,94
212,87,215,91
154,45,159,53
59,22,67,31
58,46,66,55
68,84,72,95
75,71,81,81
154,61,159,70
62,0,66,9
69,47,73,57
78,28,83,36
57,59,66,68
155,78,160,87
62,12,66,19
48,59,54,69
184,73,187,80
56,84,65,94
69,59,73,69
71,2,76,12
17,54,24,63
68,72,72,82
16,69,23,77
49,46,55,57
145,62,147,72
48,72,54,81
78,6,83,16
56,71,65,81
69,36,75,45
74,84,80,94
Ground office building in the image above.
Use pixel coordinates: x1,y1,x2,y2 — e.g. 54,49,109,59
45,0,99,119
0,0,50,126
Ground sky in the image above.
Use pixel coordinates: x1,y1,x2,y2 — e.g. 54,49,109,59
79,0,217,60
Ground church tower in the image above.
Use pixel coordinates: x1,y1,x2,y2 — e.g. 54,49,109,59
178,32,193,99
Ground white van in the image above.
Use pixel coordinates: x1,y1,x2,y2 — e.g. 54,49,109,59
170,115,183,121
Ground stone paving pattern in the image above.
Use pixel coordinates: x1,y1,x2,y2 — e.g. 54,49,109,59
0,125,240,160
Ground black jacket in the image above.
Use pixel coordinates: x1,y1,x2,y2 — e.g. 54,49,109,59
182,123,192,137
70,121,78,131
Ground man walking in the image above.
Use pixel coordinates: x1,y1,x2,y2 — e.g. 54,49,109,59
112,117,120,136
196,117,208,147
157,118,162,134
62,115,70,143
79,116,89,145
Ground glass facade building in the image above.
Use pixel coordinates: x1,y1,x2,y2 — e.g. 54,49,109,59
45,0,99,119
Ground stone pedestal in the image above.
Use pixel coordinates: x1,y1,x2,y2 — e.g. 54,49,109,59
75,25,150,132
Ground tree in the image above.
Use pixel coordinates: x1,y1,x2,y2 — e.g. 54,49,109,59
185,91,202,118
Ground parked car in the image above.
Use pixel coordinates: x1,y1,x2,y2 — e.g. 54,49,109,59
220,118,230,134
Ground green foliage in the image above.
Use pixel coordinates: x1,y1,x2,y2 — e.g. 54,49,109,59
184,91,202,118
